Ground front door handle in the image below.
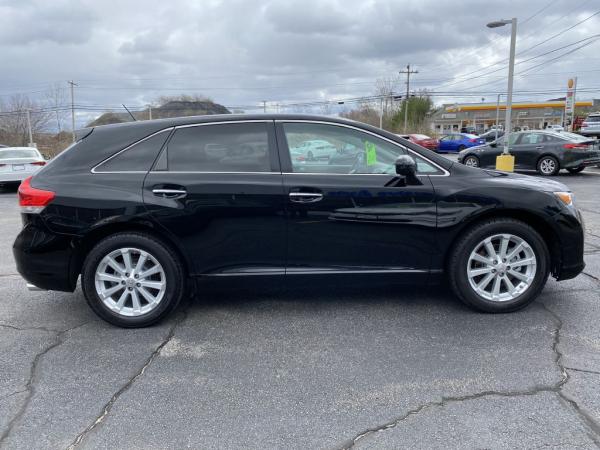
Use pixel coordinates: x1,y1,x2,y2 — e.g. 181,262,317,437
289,192,323,203
535,146,544,150
152,188,187,199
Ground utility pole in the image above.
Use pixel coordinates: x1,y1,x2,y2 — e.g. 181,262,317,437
68,80,77,142
400,64,418,133
379,97,384,129
25,109,35,147
495,93,502,141
262,101,267,113
148,105,152,120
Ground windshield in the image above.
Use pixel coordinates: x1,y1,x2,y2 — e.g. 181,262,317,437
0,149,40,159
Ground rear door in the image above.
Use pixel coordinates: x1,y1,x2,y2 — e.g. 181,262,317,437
276,120,440,282
510,132,543,169
143,120,287,276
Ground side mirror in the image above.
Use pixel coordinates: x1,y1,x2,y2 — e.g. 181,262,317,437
395,154,416,176
490,141,497,147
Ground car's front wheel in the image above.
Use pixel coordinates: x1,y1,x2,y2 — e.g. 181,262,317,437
81,232,185,327
464,155,479,168
537,156,559,176
448,218,550,313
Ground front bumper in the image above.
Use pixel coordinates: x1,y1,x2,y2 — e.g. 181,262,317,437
552,208,585,281
13,215,78,292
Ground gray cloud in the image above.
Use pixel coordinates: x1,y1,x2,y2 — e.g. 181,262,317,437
0,0,598,126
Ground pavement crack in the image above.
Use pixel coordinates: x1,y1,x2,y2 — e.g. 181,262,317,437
581,272,600,283
0,321,91,448
0,322,64,334
565,367,600,376
340,304,598,449
65,310,189,450
539,302,600,447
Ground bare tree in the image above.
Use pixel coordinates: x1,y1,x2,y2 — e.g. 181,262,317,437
375,76,401,118
45,83,68,134
0,94,53,146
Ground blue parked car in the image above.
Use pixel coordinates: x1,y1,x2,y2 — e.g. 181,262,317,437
438,133,485,153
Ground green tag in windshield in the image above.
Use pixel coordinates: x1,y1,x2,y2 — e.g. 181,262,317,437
365,142,377,166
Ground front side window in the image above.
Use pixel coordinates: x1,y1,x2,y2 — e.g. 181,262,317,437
282,122,442,175
166,122,271,172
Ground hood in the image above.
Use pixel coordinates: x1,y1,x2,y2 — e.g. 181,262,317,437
483,169,569,192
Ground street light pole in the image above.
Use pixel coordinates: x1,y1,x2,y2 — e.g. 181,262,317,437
487,17,517,171
495,93,502,141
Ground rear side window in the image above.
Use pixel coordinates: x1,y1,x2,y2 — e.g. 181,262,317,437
166,123,271,172
96,130,170,172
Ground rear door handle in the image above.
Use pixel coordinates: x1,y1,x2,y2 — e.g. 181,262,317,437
289,192,323,203
535,146,544,149
152,188,187,199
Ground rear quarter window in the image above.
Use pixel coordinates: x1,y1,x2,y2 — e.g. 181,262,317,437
95,130,171,172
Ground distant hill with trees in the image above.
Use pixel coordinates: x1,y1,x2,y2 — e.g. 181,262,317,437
86,95,230,127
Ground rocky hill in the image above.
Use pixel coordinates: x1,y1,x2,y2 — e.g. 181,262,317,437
86,100,231,127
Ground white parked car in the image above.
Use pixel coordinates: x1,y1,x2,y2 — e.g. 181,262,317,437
580,112,600,137
546,124,564,132
0,147,46,185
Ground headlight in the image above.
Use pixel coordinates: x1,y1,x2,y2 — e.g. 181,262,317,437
554,191,575,208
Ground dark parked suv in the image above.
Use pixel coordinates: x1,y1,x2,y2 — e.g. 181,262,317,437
14,115,585,327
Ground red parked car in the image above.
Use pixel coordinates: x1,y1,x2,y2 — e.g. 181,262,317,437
399,134,439,151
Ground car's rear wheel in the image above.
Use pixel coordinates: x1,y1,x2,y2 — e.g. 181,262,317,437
567,167,585,174
464,155,479,168
448,218,549,313
82,232,185,327
537,156,559,176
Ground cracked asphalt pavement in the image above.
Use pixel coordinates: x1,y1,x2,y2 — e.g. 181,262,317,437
1,166,600,449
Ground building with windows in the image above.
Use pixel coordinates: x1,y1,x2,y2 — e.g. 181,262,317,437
431,99,600,134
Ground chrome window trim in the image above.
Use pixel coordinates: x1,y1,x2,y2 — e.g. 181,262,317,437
149,171,281,175
91,128,174,174
276,119,450,176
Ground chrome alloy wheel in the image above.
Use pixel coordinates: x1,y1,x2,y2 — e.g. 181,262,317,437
95,247,166,317
539,158,556,175
467,234,537,302
464,156,479,167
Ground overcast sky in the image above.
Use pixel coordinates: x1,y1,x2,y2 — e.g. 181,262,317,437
1,0,599,126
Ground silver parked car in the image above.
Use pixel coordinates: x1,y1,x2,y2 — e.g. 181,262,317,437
0,147,46,185
580,112,600,137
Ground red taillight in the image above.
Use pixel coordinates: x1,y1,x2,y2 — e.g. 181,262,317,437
469,138,478,143
30,161,46,166
563,143,589,150
18,176,55,214
295,156,305,161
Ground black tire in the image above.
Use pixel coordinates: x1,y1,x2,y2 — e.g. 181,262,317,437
567,167,585,174
537,156,560,176
448,218,550,313
464,155,479,168
81,232,185,328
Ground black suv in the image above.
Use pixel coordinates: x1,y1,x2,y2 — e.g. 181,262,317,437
14,115,585,327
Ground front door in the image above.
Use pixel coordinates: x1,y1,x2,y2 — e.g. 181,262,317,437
277,121,440,281
143,120,286,276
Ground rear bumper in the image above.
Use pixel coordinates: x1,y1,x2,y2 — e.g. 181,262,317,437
13,215,78,292
0,170,35,183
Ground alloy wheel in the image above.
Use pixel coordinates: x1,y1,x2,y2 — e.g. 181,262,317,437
539,158,556,175
465,156,479,167
94,247,166,317
466,233,537,302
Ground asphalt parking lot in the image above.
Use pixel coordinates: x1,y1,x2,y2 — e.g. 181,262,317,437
1,165,600,449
